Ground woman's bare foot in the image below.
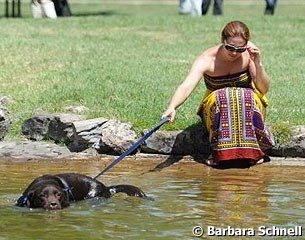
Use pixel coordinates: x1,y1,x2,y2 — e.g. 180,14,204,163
250,156,270,165
256,159,264,164
204,159,219,166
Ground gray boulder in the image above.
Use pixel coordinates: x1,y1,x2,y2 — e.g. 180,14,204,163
271,125,305,157
48,113,85,142
0,141,73,160
68,118,108,152
0,118,11,140
68,118,138,154
21,114,54,140
142,124,210,155
21,113,84,142
0,96,11,140
99,119,138,154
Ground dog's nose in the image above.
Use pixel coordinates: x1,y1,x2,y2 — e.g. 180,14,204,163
49,202,59,209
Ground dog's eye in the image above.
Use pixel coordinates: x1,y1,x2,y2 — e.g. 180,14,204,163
55,192,62,198
40,193,46,198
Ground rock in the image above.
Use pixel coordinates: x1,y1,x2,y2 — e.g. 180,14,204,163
0,141,73,160
0,118,11,140
16,112,305,159
68,118,108,152
64,105,89,114
21,114,54,141
21,113,86,142
291,125,305,140
141,131,177,154
0,108,8,120
48,113,86,142
142,124,210,155
0,96,11,140
172,124,210,155
0,96,10,106
99,119,138,154
21,116,138,155
271,143,305,158
271,125,305,158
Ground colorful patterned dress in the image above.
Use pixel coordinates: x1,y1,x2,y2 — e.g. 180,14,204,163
197,70,274,162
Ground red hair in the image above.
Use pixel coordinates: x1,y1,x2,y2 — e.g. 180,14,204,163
221,21,250,43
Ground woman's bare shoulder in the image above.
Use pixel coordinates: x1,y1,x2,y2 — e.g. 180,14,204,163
200,45,220,57
196,45,220,64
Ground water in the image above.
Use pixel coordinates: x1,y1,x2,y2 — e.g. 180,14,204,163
0,157,304,240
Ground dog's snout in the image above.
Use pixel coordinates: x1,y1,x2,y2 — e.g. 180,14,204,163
48,202,60,210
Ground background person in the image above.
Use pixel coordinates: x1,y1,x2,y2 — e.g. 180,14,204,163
201,0,223,15
31,0,71,18
265,0,278,15
179,0,202,16
52,0,72,17
31,0,57,19
162,20,274,166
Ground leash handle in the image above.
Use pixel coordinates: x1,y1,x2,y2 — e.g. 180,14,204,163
93,117,170,180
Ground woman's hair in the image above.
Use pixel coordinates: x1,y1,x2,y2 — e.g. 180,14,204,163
221,21,250,43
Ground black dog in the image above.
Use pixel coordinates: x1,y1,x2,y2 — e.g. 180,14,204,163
16,173,147,210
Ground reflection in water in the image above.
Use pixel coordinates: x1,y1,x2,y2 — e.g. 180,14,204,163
0,158,304,239
198,172,270,227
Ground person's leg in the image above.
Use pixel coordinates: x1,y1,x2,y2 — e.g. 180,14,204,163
272,0,278,14
213,0,223,15
179,0,192,14
190,0,202,16
52,0,72,16
31,0,43,18
265,0,276,15
201,0,211,15
41,0,57,18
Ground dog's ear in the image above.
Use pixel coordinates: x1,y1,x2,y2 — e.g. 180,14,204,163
59,193,70,208
29,189,45,208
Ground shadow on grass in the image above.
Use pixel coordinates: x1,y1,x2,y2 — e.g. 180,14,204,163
71,11,116,17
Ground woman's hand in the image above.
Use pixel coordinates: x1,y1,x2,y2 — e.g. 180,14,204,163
247,41,270,94
162,107,176,123
247,42,262,66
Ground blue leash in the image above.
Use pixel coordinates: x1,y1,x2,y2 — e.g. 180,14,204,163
93,117,170,179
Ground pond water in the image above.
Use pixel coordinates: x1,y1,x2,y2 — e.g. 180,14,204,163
0,157,304,240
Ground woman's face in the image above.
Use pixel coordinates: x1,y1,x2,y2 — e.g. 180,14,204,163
223,36,247,61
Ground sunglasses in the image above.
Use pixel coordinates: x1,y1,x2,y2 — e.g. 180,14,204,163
223,40,247,53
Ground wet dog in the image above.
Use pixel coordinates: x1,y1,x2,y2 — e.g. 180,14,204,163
16,173,147,210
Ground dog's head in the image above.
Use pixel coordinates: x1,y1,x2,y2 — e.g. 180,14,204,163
31,184,70,210
19,184,70,210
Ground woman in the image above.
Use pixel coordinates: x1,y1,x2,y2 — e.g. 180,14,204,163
162,20,274,166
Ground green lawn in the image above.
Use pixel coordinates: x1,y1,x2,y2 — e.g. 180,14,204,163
0,1,304,139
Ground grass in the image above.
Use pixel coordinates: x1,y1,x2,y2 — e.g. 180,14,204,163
0,1,304,139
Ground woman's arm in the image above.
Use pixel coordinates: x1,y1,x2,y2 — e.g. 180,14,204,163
162,55,210,122
247,41,270,94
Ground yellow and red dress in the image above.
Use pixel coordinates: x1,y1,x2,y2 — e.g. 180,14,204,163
198,70,274,162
